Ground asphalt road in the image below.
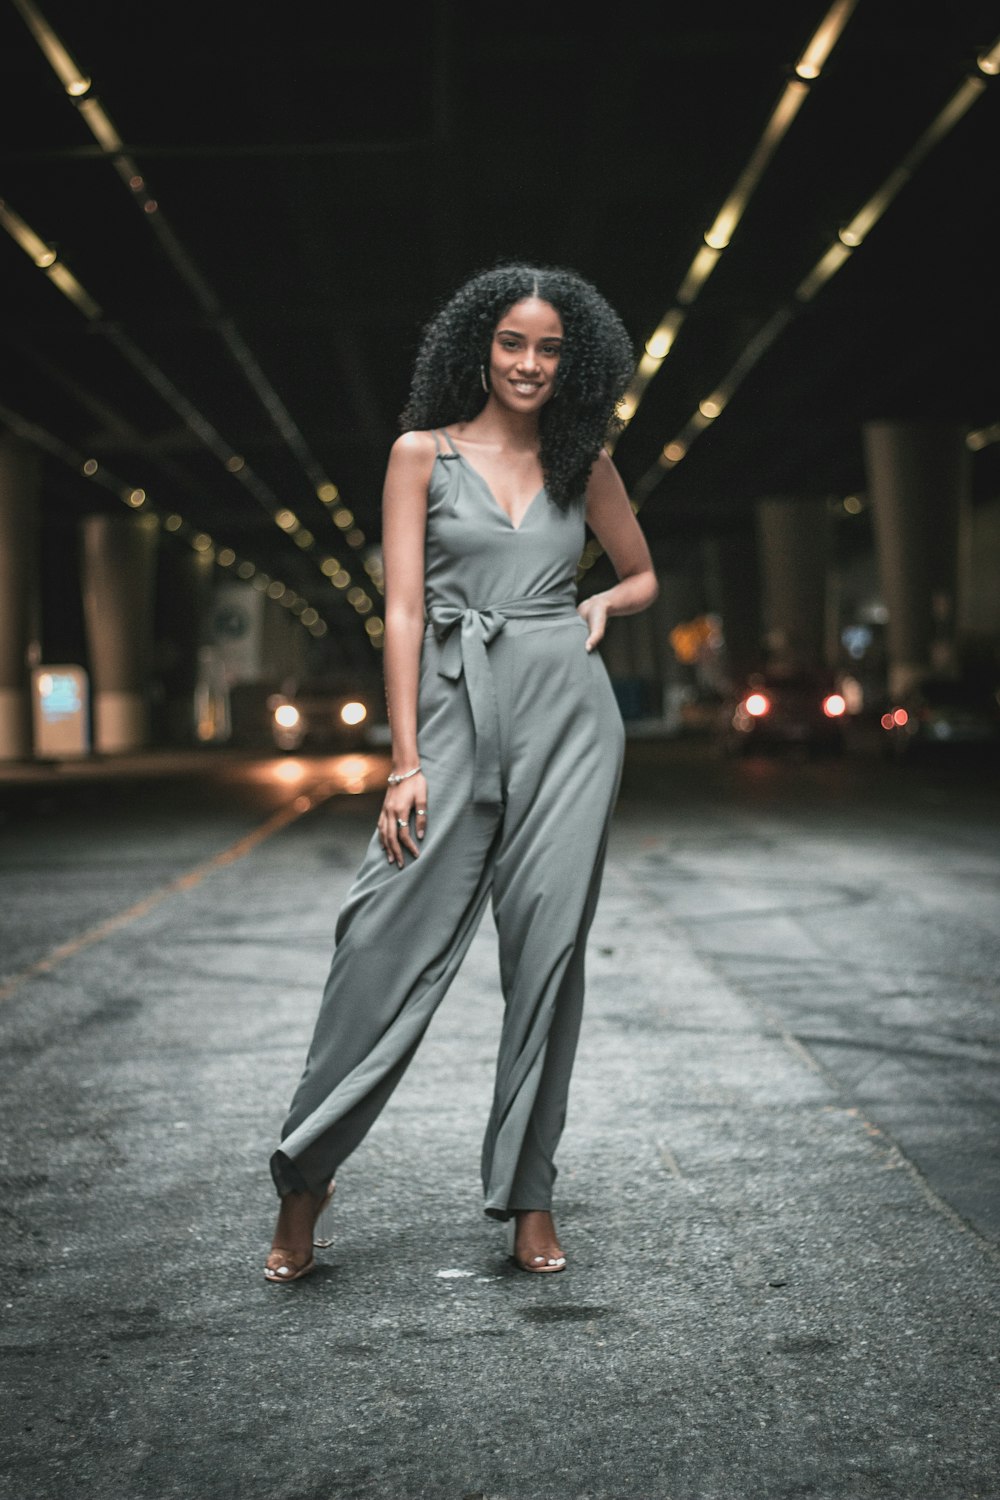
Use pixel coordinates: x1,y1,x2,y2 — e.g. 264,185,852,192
1,735,997,1500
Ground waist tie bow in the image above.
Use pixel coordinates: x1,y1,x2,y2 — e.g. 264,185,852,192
427,590,578,807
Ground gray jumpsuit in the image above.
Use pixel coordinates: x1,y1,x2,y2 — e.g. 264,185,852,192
270,430,626,1220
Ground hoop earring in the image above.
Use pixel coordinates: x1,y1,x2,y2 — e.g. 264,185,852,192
480,364,489,393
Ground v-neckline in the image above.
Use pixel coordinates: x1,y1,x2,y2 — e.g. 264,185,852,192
445,438,545,533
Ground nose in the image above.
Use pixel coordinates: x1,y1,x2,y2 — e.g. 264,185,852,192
516,347,540,372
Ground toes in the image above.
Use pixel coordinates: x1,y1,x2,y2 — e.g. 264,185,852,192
265,1248,311,1280
516,1248,566,1271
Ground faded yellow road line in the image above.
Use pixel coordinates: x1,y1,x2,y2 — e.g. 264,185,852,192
0,779,345,1004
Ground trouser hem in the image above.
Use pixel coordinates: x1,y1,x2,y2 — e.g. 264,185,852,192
484,1199,552,1222
270,1148,314,1199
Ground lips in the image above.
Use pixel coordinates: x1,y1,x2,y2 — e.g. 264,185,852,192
511,380,541,394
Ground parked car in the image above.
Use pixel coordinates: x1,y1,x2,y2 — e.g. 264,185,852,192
879,675,1000,761
266,676,383,752
718,666,849,757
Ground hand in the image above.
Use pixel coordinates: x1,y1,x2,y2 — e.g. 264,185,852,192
576,593,609,652
378,772,428,868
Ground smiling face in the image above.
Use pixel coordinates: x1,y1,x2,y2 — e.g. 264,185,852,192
486,296,563,413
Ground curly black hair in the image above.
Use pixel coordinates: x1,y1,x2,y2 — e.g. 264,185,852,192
399,262,635,509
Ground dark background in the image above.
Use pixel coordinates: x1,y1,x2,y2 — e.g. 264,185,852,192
2,0,998,669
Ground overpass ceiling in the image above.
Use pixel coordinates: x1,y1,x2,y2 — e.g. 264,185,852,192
1,0,998,649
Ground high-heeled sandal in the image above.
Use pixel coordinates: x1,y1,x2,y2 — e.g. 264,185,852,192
313,1178,336,1248
263,1179,336,1283
506,1215,567,1274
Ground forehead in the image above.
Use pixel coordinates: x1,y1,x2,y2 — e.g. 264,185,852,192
494,297,563,336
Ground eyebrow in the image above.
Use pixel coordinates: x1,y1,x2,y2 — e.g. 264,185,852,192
496,327,563,341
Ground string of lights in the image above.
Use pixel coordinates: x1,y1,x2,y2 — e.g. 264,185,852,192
610,0,859,449
8,0,386,647
576,24,1000,581
0,398,330,639
629,30,1000,507
0,194,387,649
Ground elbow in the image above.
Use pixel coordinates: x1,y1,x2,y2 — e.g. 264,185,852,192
646,570,660,607
384,602,425,632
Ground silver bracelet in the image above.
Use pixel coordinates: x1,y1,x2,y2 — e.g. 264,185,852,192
387,764,421,786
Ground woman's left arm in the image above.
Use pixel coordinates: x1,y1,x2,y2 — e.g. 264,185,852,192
578,449,659,651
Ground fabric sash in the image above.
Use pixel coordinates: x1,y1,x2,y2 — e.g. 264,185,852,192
426,590,578,806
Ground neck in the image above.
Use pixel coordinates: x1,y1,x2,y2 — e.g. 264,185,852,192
474,397,542,452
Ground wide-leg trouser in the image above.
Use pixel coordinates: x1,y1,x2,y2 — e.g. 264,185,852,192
270,614,625,1219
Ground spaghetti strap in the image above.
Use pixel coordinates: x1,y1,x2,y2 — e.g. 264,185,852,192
436,428,459,455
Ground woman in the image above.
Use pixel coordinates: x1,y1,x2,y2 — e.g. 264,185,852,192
265,262,658,1281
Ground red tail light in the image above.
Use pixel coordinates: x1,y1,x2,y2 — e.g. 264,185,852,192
823,693,846,718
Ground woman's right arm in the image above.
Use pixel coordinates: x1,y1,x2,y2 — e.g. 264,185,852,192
377,430,434,867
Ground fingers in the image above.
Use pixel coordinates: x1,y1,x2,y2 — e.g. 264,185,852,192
396,814,420,863
380,812,408,868
380,813,402,867
378,783,428,868
577,601,606,652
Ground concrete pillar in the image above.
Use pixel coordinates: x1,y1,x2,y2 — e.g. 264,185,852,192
154,544,215,744
755,497,831,670
654,569,705,713
703,531,761,683
958,498,1000,679
651,570,704,651
626,611,659,682
596,568,704,721
862,421,970,696
0,435,40,760
80,512,159,752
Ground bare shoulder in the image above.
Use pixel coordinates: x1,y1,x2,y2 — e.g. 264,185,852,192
389,429,438,467
383,431,436,528
383,430,437,505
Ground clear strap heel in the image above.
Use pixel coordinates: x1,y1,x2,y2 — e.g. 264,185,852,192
313,1179,336,1248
